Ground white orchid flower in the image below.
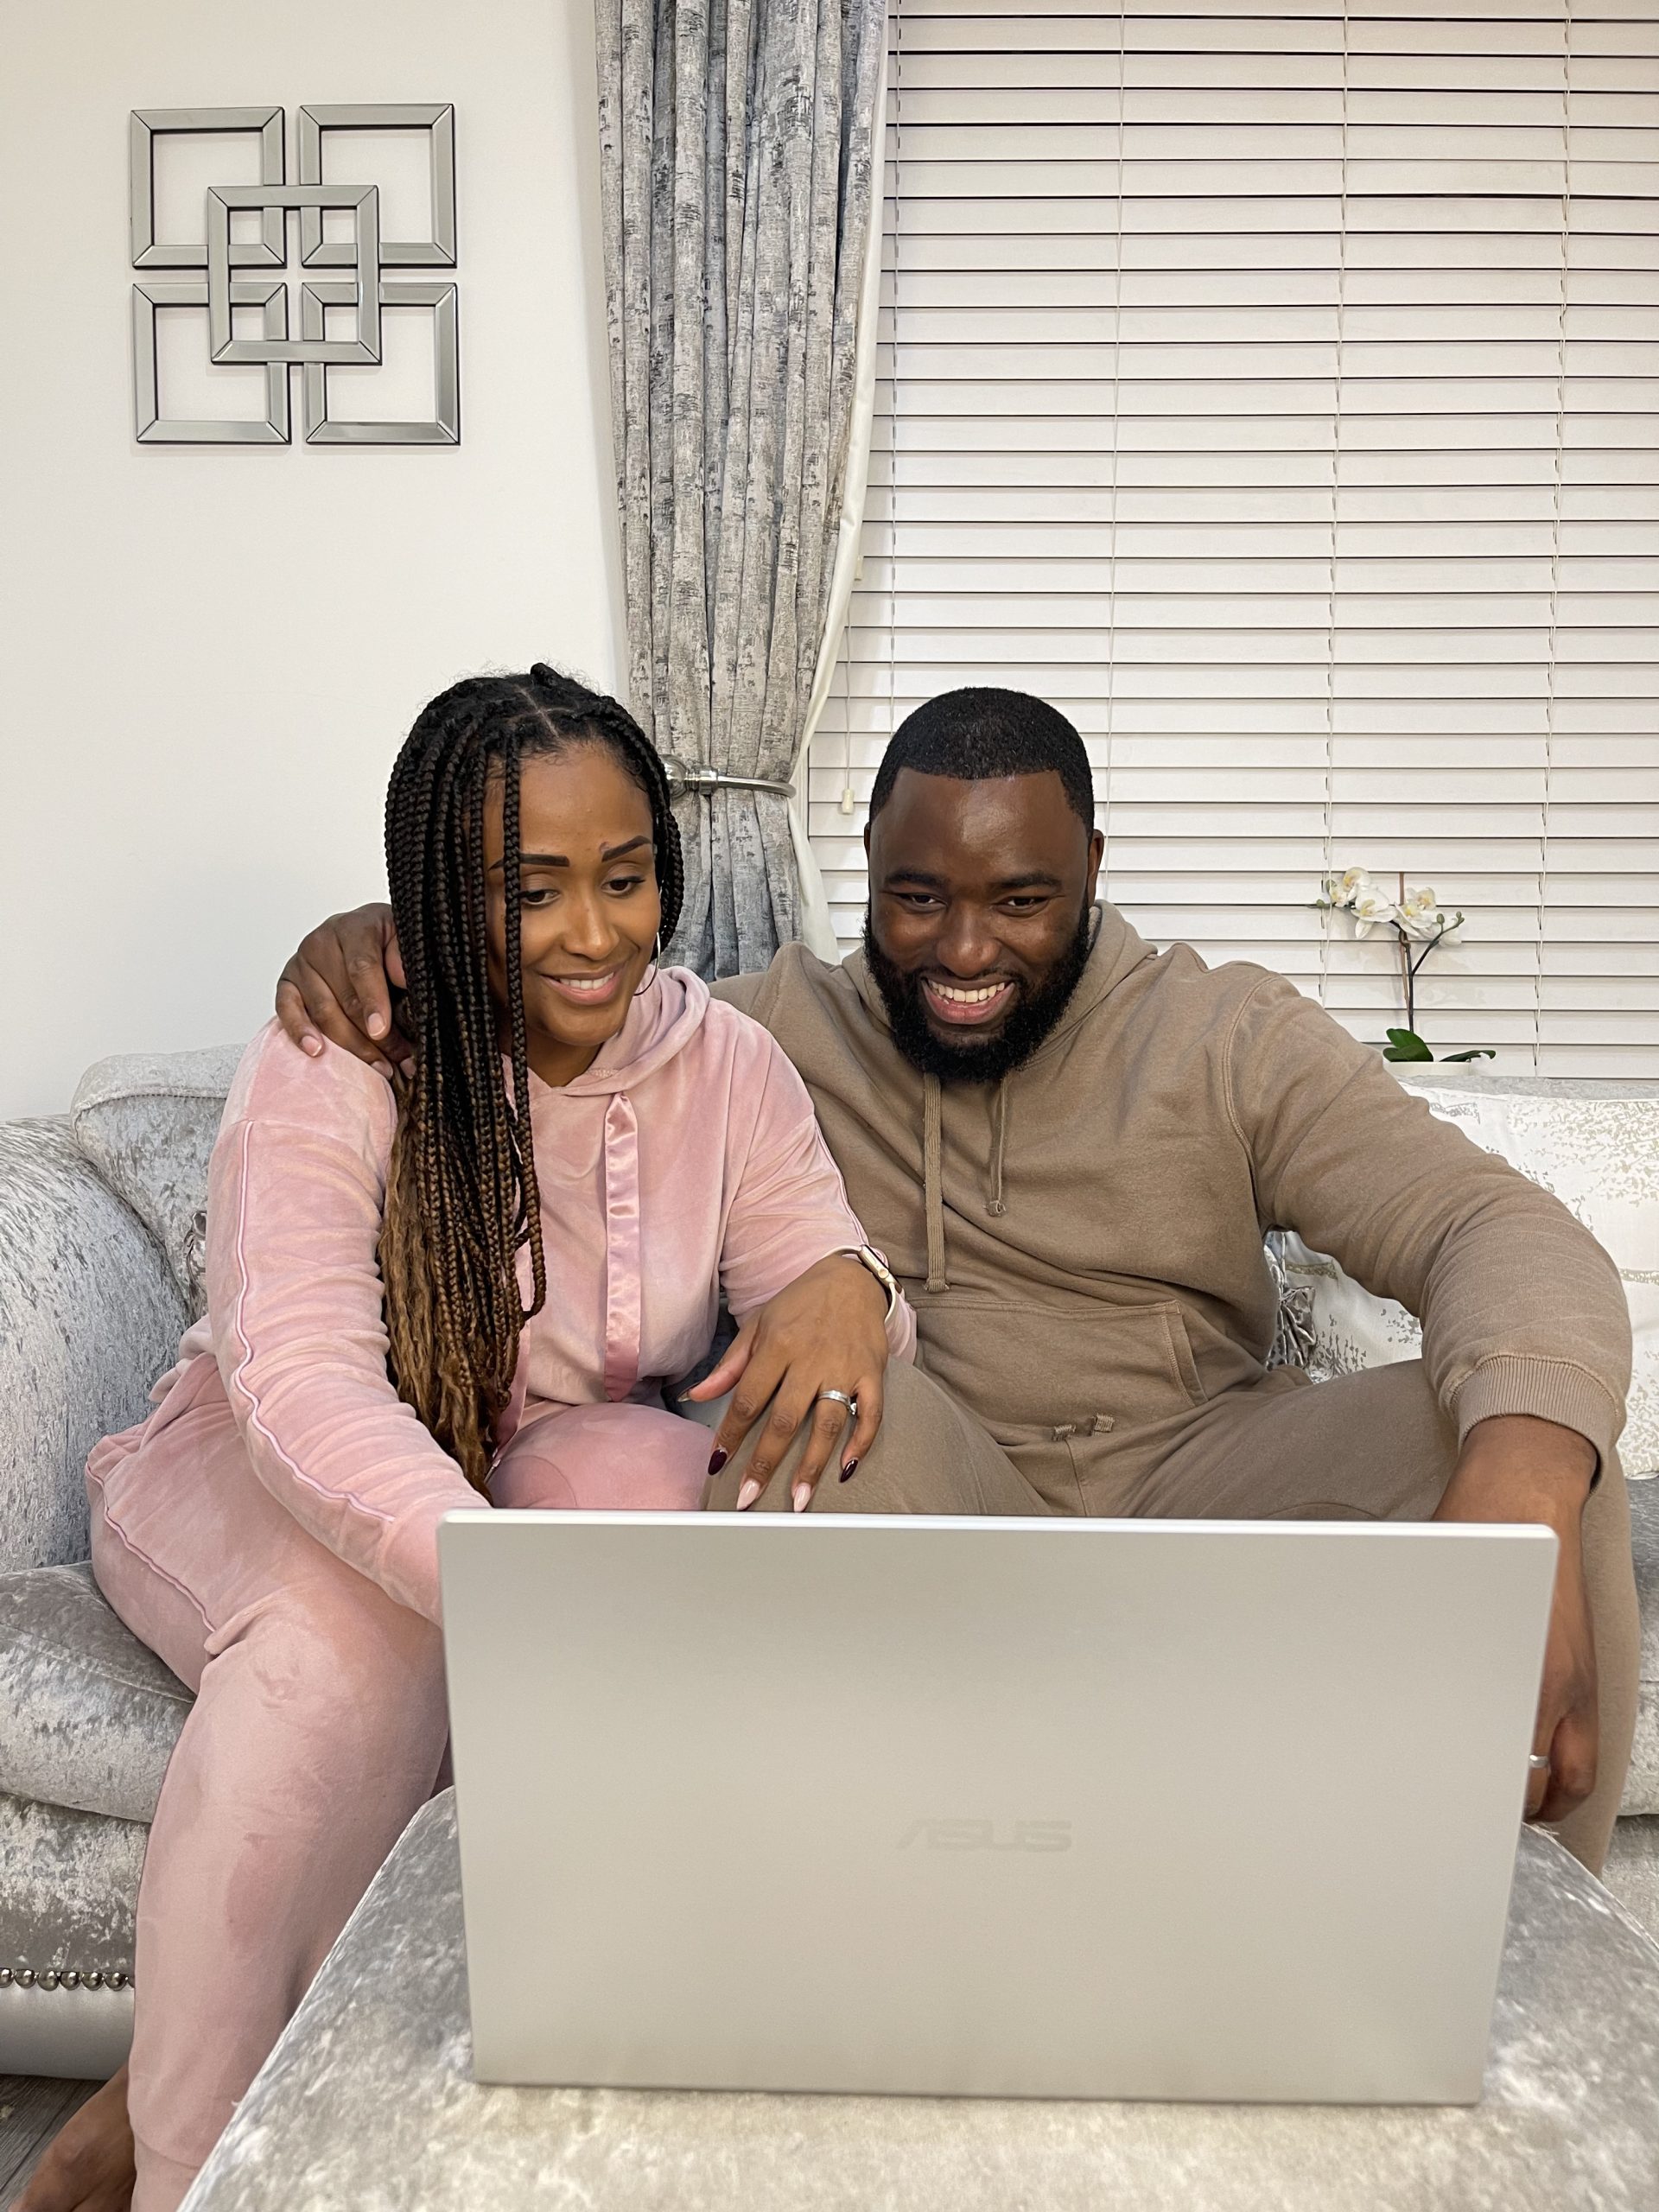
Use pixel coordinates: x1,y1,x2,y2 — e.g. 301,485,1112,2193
1319,866,1370,912
1347,878,1402,938
1397,885,1455,943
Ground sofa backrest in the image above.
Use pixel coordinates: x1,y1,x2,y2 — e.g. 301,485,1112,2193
70,1044,247,1319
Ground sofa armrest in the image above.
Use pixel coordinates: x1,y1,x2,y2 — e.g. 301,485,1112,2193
0,1120,186,1570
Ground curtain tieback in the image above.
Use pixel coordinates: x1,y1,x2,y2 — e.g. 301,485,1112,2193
661,759,796,802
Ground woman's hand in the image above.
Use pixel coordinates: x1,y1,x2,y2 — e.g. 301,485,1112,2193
275,902,413,1074
683,1254,891,1511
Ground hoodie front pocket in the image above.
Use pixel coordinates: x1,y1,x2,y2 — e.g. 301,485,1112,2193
912,1297,1208,1434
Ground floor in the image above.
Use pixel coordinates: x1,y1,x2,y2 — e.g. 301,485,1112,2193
0,2079,99,2211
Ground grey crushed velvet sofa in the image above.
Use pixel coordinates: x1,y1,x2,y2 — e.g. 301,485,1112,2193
3,1046,1658,2082
0,1044,240,2079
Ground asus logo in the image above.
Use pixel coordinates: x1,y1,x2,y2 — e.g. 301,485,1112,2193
898,1819,1073,1853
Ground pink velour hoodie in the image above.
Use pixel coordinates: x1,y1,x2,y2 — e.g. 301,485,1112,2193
158,968,913,1624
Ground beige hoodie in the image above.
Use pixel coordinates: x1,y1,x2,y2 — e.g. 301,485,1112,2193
714,905,1630,1511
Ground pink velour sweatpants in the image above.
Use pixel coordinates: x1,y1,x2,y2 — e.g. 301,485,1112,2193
86,1354,709,2212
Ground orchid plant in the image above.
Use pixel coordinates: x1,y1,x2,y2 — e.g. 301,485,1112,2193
1315,868,1495,1065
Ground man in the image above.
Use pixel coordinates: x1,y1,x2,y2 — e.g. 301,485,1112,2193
278,687,1637,1874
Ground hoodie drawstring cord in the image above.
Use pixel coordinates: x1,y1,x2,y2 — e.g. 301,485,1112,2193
988,1081,1008,1218
601,1093,643,1401
924,1074,1008,1286
923,1073,948,1293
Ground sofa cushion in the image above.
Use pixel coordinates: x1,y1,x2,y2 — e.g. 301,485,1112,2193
1280,1078,1659,1477
0,1562,192,1824
1602,1817,1659,1949
71,1044,245,1318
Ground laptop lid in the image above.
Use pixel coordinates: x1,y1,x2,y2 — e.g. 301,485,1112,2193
440,1513,1554,2105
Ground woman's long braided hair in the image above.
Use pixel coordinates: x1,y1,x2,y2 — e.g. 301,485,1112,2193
378,664,683,1489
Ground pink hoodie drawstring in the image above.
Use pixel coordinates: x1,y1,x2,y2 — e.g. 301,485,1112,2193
601,1092,642,1400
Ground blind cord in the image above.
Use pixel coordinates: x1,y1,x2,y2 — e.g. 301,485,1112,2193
1103,3,1125,902
1321,0,1351,1016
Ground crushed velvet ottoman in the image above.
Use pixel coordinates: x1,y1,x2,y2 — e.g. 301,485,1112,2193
182,1792,1659,2212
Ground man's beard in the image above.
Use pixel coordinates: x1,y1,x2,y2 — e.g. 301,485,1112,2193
861,903,1096,1085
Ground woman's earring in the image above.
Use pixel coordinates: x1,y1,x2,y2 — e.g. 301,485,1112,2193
633,931,664,997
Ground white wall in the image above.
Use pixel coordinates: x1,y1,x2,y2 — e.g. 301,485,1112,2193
0,0,624,1116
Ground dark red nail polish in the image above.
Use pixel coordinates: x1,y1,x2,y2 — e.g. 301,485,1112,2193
708,1448,728,1476
840,1459,858,1483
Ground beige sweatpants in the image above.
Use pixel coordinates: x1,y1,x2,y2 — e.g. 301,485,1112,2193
707,1357,1638,1876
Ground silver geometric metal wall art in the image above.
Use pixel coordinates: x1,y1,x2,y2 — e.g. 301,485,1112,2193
129,104,459,446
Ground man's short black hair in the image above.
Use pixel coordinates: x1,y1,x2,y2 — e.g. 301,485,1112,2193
868,686,1096,832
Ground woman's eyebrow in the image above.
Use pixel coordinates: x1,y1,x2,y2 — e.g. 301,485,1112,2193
491,836,652,872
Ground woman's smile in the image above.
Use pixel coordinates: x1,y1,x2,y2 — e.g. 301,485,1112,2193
539,968,625,1007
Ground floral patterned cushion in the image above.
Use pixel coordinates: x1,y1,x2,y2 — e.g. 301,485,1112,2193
1276,1080,1659,1477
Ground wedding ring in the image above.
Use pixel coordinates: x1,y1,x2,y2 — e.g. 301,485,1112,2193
817,1389,856,1412
1528,1754,1552,1773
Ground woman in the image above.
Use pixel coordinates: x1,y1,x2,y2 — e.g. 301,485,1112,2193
30,668,910,2212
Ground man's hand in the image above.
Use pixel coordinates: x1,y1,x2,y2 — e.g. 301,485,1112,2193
683,1254,891,1510
1433,1413,1599,1827
275,903,410,1076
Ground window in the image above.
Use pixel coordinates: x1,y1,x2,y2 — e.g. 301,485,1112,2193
810,0,1659,1071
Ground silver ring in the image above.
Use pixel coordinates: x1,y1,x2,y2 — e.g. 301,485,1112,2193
1528,1754,1552,1773
816,1389,856,1412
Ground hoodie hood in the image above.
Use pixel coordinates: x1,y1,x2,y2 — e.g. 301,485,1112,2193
524,964,711,1102
848,904,1156,1290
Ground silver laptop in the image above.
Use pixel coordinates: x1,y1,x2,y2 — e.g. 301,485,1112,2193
439,1512,1554,2105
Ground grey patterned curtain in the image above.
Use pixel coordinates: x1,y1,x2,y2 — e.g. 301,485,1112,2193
595,0,887,976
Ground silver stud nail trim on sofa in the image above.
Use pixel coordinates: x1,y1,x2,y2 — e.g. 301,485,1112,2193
0,1978,136,2082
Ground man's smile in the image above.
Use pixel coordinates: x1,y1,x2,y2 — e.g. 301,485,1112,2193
921,976,1017,1028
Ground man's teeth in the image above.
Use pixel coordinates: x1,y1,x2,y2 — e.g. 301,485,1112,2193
929,981,1006,1003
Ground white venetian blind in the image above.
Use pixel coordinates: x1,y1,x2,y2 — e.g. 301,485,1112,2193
810,0,1659,1073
